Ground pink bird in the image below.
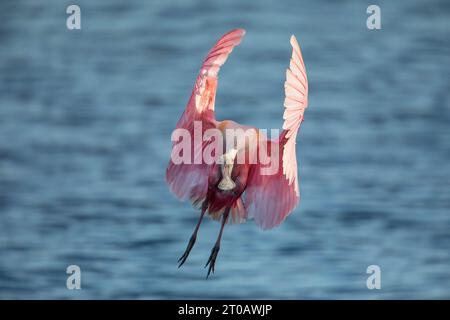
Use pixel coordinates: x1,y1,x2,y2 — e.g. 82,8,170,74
166,29,309,277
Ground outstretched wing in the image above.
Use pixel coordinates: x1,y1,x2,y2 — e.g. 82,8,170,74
166,29,246,205
175,28,246,130
243,35,309,229
281,35,308,196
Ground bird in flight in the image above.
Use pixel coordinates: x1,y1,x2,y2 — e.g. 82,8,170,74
166,29,309,278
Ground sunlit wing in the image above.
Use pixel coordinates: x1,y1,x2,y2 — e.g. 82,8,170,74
166,29,246,205
175,28,246,130
243,35,308,229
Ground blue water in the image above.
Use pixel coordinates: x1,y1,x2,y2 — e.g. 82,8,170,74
0,0,449,299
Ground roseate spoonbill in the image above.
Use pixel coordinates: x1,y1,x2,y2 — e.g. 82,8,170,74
166,29,309,277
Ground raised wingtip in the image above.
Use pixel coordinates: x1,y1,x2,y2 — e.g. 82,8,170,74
225,28,245,36
218,29,246,44
290,35,303,58
290,35,298,47
232,28,246,37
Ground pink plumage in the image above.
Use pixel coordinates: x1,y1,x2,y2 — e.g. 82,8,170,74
166,29,309,277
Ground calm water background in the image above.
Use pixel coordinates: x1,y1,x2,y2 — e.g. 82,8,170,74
0,0,449,299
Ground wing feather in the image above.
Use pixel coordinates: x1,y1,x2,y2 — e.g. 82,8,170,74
242,35,309,229
166,29,245,204
281,35,308,195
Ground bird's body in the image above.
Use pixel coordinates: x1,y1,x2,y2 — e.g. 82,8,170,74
205,120,257,222
166,29,309,277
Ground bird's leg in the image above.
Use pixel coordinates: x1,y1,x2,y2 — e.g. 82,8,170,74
178,201,207,268
205,207,230,278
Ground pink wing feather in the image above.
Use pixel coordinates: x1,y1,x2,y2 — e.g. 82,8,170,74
243,35,309,229
166,29,246,205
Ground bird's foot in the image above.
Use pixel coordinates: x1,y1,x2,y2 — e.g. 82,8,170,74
178,234,196,268
204,244,220,278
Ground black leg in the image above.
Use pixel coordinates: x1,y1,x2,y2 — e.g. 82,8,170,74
205,207,230,278
178,202,207,268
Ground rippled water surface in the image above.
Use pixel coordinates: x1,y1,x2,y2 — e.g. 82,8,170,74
0,0,449,299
